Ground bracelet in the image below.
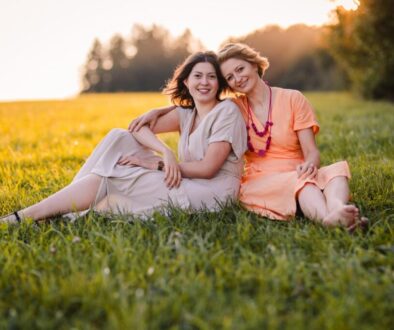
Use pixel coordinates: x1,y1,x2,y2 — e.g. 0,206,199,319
157,160,164,171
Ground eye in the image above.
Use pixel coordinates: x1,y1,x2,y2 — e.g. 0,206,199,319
236,66,244,72
209,74,217,80
226,75,233,82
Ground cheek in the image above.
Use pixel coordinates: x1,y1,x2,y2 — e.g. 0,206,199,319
227,80,235,89
212,81,219,92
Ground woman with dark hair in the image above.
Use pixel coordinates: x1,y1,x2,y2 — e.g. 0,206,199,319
129,44,368,231
0,51,246,224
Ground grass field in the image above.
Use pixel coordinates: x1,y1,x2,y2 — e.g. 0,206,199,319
0,92,393,329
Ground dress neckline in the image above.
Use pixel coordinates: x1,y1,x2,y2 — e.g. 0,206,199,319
246,86,275,129
186,100,224,139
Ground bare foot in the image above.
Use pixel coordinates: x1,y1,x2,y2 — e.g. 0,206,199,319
322,205,359,227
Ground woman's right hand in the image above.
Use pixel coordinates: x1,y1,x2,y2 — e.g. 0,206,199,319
128,109,162,132
162,148,182,189
296,162,318,180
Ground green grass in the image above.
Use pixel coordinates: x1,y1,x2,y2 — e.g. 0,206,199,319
0,92,393,329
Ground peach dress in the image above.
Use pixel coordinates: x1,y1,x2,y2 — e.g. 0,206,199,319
233,88,351,220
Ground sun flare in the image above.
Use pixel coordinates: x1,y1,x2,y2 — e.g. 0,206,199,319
332,0,360,10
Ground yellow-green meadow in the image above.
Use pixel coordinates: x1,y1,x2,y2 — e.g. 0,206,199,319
0,92,393,329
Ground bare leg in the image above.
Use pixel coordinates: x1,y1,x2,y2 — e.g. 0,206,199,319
324,176,350,211
298,183,328,222
322,176,359,227
0,174,102,223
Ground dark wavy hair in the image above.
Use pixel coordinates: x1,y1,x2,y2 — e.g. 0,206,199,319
163,51,227,108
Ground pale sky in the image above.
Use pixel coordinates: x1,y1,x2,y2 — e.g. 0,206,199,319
0,0,358,101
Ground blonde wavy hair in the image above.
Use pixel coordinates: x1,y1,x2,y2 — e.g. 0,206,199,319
217,43,270,78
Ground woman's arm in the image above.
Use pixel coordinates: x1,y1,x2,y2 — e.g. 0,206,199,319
296,128,321,179
128,105,176,132
119,112,181,188
124,111,233,181
134,126,181,188
179,142,232,179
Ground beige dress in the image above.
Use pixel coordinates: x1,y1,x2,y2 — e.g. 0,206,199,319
71,99,247,217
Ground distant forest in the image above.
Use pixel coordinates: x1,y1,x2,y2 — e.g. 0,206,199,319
82,24,347,93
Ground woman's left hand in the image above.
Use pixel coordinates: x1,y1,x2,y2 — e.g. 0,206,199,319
117,154,156,170
162,148,182,189
296,162,318,180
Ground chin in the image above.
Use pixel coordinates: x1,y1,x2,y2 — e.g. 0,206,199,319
240,84,254,94
233,83,249,93
198,94,215,101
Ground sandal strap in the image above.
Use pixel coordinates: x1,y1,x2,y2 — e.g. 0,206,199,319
13,211,21,223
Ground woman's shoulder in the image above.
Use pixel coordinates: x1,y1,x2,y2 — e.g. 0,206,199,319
215,99,243,118
176,106,194,119
219,98,240,109
231,95,247,109
270,87,310,111
272,86,304,98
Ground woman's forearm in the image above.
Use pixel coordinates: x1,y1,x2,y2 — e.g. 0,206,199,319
304,149,320,168
131,126,170,154
179,142,231,179
131,125,181,188
178,161,215,179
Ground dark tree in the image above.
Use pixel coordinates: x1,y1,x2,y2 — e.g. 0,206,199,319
107,34,130,92
82,39,106,92
81,25,198,93
278,48,348,90
81,23,351,92
126,25,174,91
329,0,394,100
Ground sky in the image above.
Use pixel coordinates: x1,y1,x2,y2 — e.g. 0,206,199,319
0,0,359,101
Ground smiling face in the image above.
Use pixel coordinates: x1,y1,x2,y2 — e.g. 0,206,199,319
220,58,260,94
184,62,219,105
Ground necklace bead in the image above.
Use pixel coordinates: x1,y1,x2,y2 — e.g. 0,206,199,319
246,83,273,156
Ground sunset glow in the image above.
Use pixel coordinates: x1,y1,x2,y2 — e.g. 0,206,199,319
333,0,360,10
0,0,359,101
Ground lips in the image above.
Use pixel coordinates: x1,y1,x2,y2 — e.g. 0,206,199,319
197,88,211,94
237,79,248,89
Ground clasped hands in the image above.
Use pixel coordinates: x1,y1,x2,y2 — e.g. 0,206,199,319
117,148,182,189
296,161,318,180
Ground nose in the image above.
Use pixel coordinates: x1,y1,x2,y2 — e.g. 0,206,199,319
201,76,208,84
234,74,242,83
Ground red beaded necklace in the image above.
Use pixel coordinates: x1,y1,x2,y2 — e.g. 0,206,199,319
246,83,273,157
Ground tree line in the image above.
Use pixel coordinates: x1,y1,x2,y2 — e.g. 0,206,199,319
82,1,393,100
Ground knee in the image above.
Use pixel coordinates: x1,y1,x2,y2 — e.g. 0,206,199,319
106,127,140,148
299,183,317,194
108,128,129,137
106,128,136,143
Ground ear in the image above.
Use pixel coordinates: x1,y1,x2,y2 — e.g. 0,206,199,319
183,79,189,89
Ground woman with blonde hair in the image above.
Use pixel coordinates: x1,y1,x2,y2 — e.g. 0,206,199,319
130,43,367,230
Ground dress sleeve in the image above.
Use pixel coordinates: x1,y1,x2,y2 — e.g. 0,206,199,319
175,106,187,133
207,100,247,160
292,91,320,134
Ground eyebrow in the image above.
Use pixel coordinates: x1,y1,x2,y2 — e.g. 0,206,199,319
192,70,216,74
225,65,242,78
